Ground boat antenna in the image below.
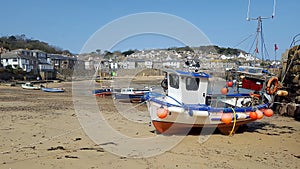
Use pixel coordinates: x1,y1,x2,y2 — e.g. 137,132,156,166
246,0,276,65
246,0,276,21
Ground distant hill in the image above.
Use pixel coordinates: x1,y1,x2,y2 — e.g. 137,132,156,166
194,45,245,55
0,34,244,57
0,34,71,55
167,45,245,55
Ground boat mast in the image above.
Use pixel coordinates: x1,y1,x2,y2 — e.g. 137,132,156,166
246,0,276,66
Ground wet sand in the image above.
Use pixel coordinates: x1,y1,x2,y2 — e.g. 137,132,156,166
0,80,299,169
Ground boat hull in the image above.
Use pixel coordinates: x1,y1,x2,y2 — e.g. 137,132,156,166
21,84,40,90
152,120,252,135
147,97,267,135
114,93,146,102
92,88,112,96
41,88,64,92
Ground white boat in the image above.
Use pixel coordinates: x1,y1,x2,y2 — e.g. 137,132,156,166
21,82,41,90
145,67,276,135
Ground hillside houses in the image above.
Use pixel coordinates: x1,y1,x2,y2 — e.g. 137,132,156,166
0,46,262,80
120,49,242,70
76,48,257,73
0,49,84,80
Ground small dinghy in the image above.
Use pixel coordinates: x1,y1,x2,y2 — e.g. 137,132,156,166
41,87,65,92
21,82,41,90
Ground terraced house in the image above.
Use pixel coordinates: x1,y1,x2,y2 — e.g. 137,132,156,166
1,49,39,73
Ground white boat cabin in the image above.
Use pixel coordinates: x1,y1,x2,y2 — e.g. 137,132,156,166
162,70,210,105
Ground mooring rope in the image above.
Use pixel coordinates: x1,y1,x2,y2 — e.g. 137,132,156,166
229,107,237,136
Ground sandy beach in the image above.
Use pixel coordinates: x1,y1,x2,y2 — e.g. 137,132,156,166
0,80,299,169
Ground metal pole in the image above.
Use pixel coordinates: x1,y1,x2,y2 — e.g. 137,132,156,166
274,47,277,63
0,47,2,68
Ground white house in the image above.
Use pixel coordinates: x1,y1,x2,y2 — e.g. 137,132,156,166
237,52,256,61
110,62,118,69
220,54,235,60
145,60,153,68
32,50,53,72
1,49,38,73
122,60,135,69
84,60,95,70
162,60,181,69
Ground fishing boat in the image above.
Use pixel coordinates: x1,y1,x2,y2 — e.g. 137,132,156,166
113,87,150,102
145,64,277,135
21,82,41,90
92,88,113,96
41,87,65,92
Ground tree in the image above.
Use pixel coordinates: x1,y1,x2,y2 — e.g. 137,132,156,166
104,50,113,59
8,36,16,41
0,34,73,55
5,65,13,73
122,50,135,56
12,66,24,74
96,49,101,55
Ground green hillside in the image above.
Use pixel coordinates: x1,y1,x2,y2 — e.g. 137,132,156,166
0,34,71,55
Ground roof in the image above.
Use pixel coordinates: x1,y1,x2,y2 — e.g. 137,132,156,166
164,69,210,78
48,54,77,60
31,49,46,53
1,53,19,59
1,52,38,61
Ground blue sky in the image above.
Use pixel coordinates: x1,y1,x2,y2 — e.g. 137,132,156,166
1,0,299,60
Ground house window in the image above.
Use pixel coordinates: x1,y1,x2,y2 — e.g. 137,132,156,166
169,74,179,89
186,77,199,91
13,58,18,62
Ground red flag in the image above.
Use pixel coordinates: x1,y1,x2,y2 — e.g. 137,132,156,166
275,44,278,51
255,47,259,53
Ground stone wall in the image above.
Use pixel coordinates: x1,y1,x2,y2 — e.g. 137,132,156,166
274,45,300,120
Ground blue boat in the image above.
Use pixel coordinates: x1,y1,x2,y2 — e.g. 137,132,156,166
113,88,149,102
92,88,112,96
41,87,65,92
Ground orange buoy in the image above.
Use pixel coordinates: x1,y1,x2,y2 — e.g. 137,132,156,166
263,109,274,117
226,81,233,87
156,107,168,119
249,111,258,120
221,113,232,125
255,110,264,119
220,87,228,95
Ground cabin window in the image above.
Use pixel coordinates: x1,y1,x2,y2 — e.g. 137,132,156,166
169,74,179,89
186,77,199,91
